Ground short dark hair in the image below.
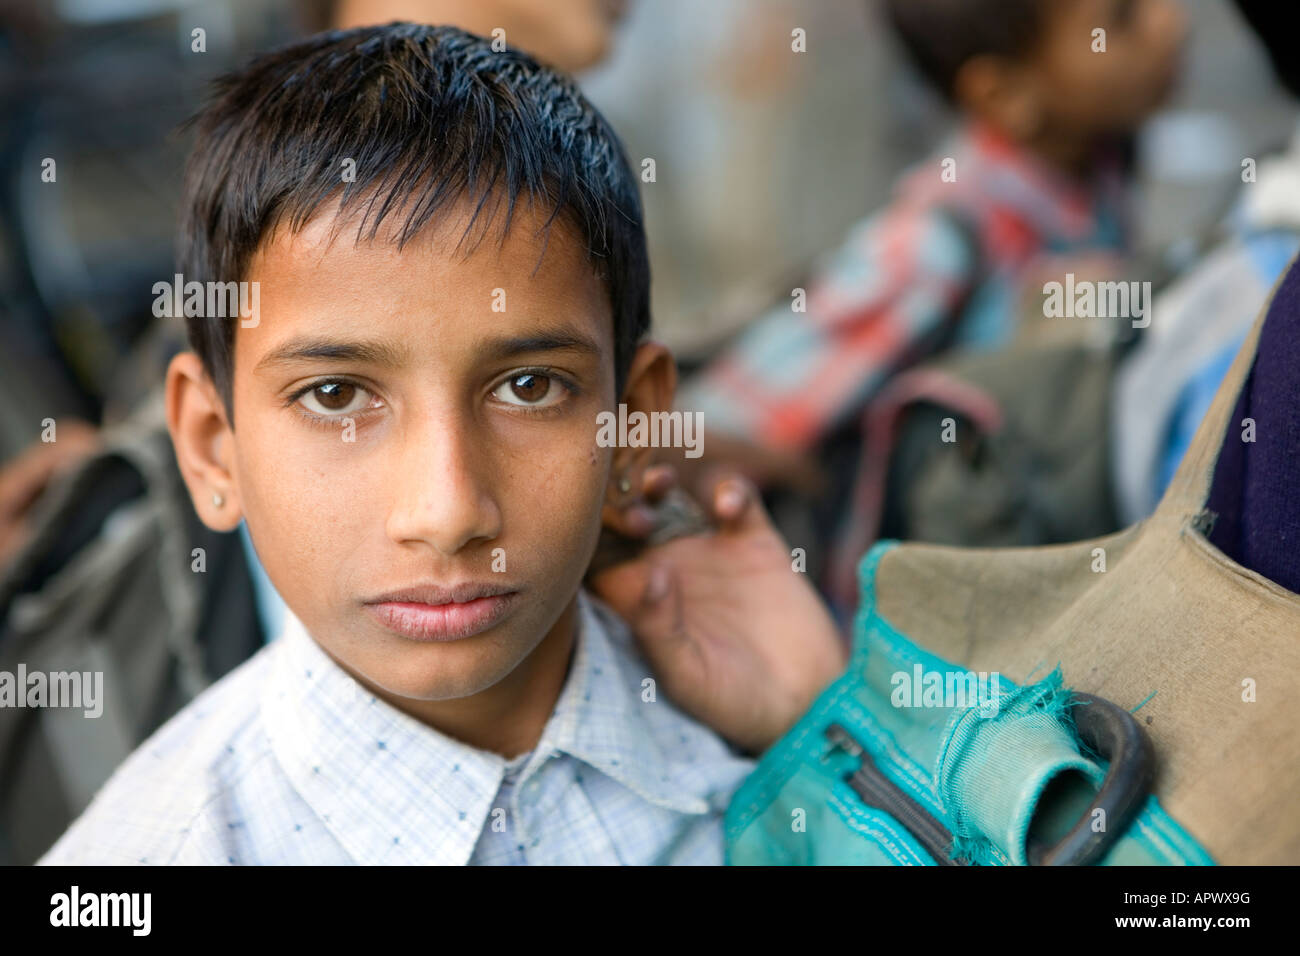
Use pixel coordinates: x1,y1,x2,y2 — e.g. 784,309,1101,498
178,22,650,415
881,0,1046,103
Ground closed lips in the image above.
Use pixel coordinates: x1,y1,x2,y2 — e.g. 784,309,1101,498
363,583,520,641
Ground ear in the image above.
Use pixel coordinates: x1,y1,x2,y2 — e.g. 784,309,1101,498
165,352,242,532
600,341,676,536
953,54,1046,142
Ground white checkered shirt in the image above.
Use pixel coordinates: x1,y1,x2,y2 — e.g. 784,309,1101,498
38,591,755,865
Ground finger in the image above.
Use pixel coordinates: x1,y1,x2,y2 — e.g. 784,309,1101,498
0,518,31,568
0,450,58,518
0,430,98,518
630,560,688,658
713,476,751,523
699,470,769,533
599,497,657,540
622,503,658,538
600,463,683,540
640,463,677,503
588,557,646,621
589,558,688,657
642,561,672,607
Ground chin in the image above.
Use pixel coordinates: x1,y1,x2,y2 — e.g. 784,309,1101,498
371,663,505,703
323,626,508,700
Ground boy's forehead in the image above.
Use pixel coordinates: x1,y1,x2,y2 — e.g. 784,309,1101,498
240,196,613,361
250,194,597,289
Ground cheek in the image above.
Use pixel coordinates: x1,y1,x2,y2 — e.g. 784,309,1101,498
1096,39,1166,96
488,429,611,587
1050,62,1125,124
231,413,380,592
495,431,610,563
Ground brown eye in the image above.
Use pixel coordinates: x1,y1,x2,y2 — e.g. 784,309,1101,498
510,373,549,403
314,382,355,410
491,370,569,409
296,380,374,417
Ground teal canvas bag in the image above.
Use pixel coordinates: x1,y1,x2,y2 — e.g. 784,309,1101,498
725,542,1214,867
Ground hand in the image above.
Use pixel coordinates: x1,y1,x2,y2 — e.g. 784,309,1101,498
0,421,102,567
590,470,848,755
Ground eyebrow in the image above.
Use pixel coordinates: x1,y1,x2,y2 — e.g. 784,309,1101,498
480,330,603,362
255,337,410,371
254,327,602,373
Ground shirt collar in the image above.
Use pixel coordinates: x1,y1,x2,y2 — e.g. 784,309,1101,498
527,592,711,816
262,612,506,865
261,590,707,865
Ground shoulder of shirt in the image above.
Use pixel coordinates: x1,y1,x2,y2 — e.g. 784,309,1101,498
38,638,286,866
804,186,983,294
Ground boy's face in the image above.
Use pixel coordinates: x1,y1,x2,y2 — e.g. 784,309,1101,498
1034,0,1187,133
196,204,626,704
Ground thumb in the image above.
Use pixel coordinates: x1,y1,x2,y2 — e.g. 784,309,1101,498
589,558,688,662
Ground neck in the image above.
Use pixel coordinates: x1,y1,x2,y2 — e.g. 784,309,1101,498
358,597,580,758
986,117,1108,183
1032,140,1097,183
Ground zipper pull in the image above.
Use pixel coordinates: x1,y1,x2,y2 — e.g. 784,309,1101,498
823,722,966,866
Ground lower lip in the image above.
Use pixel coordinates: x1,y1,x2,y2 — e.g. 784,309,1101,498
365,593,517,642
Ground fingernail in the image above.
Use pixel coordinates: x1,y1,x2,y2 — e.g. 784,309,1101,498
645,563,670,603
627,505,656,535
718,485,744,514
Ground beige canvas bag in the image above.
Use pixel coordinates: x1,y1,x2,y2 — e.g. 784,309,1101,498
868,278,1300,865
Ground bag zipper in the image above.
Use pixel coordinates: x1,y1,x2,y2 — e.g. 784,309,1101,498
824,722,967,866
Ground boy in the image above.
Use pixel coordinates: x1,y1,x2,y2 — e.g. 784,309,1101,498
38,23,844,866
676,0,1186,486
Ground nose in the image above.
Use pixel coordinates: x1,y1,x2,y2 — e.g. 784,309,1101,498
384,408,502,557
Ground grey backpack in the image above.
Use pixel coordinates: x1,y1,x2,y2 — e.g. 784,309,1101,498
0,405,262,863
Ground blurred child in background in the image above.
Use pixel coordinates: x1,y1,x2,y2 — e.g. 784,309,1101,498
677,0,1186,498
